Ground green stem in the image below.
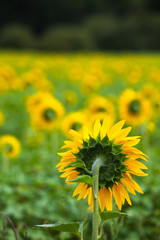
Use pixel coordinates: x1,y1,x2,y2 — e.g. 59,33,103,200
92,158,102,240
98,221,103,239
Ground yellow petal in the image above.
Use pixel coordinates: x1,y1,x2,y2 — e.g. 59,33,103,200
82,125,90,140
93,119,101,138
123,147,148,158
73,183,85,197
125,159,148,170
98,188,106,212
103,187,112,211
114,127,132,144
121,178,136,195
100,118,111,139
108,120,125,140
77,184,88,201
68,129,83,143
126,153,148,161
124,173,144,193
113,184,122,211
60,170,77,178
116,182,132,205
88,187,93,205
122,139,141,147
58,151,75,158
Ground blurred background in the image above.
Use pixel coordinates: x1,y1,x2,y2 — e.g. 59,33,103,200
0,0,160,51
0,1,160,240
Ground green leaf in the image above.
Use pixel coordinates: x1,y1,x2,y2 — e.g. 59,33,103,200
68,175,97,185
100,211,127,222
66,159,86,169
35,222,81,235
78,219,90,238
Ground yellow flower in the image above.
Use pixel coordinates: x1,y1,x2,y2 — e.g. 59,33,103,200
57,119,148,212
0,135,21,159
28,93,65,130
119,89,152,126
86,95,115,125
0,110,5,126
62,111,87,137
26,91,54,113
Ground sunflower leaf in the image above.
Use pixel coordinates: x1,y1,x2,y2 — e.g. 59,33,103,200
100,211,127,222
34,222,81,235
68,175,97,185
65,159,86,169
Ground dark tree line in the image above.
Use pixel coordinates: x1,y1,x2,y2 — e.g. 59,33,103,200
0,0,160,50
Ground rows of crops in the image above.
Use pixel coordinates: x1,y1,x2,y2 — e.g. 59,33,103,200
0,52,160,239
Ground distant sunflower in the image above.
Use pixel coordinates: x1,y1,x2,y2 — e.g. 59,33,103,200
26,92,54,113
0,110,5,127
30,96,64,130
119,89,151,126
86,95,115,125
0,135,21,159
57,119,148,212
62,111,87,137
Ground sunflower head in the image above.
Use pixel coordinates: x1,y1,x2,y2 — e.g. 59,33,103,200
119,89,152,126
62,111,87,137
0,135,21,159
57,118,148,212
27,92,65,130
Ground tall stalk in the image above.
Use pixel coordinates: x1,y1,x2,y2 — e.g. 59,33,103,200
92,158,102,240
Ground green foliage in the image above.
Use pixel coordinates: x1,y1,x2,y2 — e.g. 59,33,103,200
100,211,127,223
0,52,160,240
69,175,97,185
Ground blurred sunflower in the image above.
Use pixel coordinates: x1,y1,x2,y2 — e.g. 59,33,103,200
29,95,65,130
86,95,115,125
0,135,21,159
0,110,5,126
26,91,54,113
57,119,148,212
119,89,152,126
62,111,87,137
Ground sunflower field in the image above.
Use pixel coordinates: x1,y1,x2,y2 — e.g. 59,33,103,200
0,52,160,240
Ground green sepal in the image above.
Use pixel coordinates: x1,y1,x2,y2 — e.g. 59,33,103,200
100,211,128,223
88,136,97,147
68,174,97,185
101,135,109,146
65,159,86,170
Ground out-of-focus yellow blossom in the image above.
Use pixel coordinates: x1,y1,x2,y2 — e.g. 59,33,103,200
62,111,87,137
0,135,21,159
21,68,54,91
119,89,152,126
0,65,19,92
27,92,65,130
86,95,115,126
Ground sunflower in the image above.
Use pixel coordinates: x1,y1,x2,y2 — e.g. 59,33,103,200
0,135,21,159
62,111,87,137
86,95,115,125
119,89,151,126
26,92,54,113
57,119,148,212
29,94,65,130
0,110,5,127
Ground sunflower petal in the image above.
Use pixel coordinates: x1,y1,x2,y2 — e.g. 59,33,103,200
108,120,125,140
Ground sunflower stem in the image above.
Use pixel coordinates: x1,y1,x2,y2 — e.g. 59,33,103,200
92,158,102,240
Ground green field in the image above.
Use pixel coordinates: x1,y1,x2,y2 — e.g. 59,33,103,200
0,52,160,240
